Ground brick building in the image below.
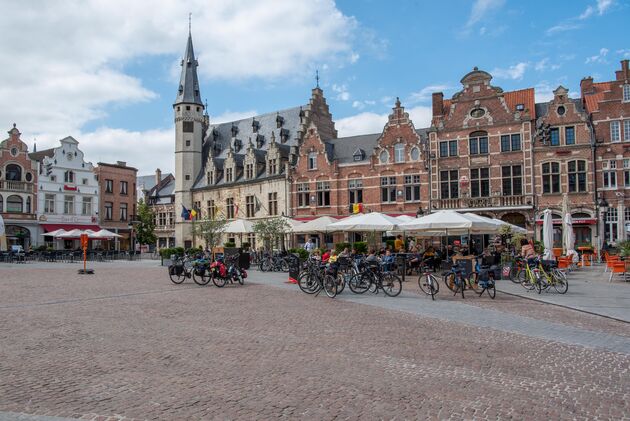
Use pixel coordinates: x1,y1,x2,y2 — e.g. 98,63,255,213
95,161,138,250
0,124,38,250
138,169,176,249
582,59,630,246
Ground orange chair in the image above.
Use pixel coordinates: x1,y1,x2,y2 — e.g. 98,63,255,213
605,255,620,272
553,248,563,260
609,261,626,282
557,257,570,269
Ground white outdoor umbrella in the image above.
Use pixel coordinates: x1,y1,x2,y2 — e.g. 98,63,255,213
93,229,123,239
489,218,527,234
55,229,85,239
278,216,303,233
41,229,68,237
395,215,416,223
542,209,554,260
328,212,401,232
564,213,578,263
292,216,341,234
399,210,496,233
224,219,255,234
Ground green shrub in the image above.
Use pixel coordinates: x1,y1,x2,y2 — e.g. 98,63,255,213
353,241,368,254
334,242,351,253
534,240,544,254
385,239,395,250
35,245,48,252
289,248,309,260
242,242,251,250
224,241,236,248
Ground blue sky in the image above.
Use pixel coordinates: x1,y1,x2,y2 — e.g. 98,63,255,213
1,0,628,174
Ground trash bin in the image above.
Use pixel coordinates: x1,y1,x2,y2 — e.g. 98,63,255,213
287,253,301,283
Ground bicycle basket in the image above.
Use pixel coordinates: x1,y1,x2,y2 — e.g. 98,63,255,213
169,264,184,276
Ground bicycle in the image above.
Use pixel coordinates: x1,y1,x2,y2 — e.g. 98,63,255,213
535,259,568,294
297,257,337,298
518,258,545,294
509,257,525,283
417,263,440,300
259,252,290,272
348,260,402,297
443,260,477,298
168,255,194,284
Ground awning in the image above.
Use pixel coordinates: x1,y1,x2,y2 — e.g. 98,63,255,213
41,224,101,233
535,218,596,225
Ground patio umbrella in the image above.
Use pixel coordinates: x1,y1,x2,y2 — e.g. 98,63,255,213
224,219,255,234
93,229,123,239
328,212,401,231
41,229,68,237
399,210,496,233
292,216,341,234
489,218,527,234
55,229,86,239
542,209,554,260
564,213,578,264
395,215,416,223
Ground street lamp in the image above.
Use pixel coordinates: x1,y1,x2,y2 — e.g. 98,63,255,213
598,196,609,262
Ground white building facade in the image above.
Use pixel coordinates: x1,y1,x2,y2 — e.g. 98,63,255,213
34,136,100,246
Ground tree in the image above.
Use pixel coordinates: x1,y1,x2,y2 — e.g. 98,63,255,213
192,217,228,251
135,199,156,246
253,217,290,251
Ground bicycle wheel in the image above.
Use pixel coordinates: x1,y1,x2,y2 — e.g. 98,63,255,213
168,266,186,284
487,282,496,299
280,259,290,273
535,272,543,294
467,273,480,292
418,274,437,296
349,273,370,294
298,272,319,294
193,268,211,286
323,274,338,298
552,270,568,294
212,274,226,288
381,273,402,297
519,270,535,291
259,260,270,272
443,273,456,292
509,266,522,283
336,274,346,294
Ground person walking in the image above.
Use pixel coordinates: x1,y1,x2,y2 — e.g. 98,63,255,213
304,238,316,254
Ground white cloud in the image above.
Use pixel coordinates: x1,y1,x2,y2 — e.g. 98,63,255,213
546,23,581,35
336,106,432,137
408,85,453,104
596,0,613,14
585,48,609,64
534,82,555,103
550,1,613,34
211,110,258,124
465,0,505,29
491,62,528,80
534,58,561,72
616,49,630,59
332,84,351,101
0,0,362,171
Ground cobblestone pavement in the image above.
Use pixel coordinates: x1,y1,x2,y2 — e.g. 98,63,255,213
0,264,629,420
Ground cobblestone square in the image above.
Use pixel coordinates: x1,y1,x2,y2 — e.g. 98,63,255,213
0,262,629,420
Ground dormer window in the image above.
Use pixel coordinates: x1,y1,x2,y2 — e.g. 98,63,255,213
245,163,254,179
353,149,365,161
516,103,525,111
280,128,289,143
276,114,284,128
234,138,242,152
268,158,278,175
252,119,260,133
256,134,264,149
231,124,238,137
226,167,233,183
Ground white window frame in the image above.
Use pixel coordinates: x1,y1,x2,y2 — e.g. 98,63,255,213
82,197,92,215
63,195,74,215
394,143,405,163
44,194,55,214
624,120,630,142
624,84,630,102
307,152,317,170
611,121,621,142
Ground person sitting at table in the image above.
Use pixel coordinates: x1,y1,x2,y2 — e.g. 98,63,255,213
520,238,536,264
311,249,322,261
382,249,395,272
407,246,422,274
328,250,339,263
394,235,404,252
339,247,350,258
407,237,416,252
365,249,380,263
321,249,331,263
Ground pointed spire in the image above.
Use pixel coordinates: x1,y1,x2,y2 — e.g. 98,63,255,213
33,137,37,153
174,24,203,106
315,69,320,88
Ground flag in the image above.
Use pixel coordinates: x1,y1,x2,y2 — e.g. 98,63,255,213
351,203,363,214
190,209,197,220
181,206,190,220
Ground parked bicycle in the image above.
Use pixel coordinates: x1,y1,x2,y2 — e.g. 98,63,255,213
259,252,290,272
297,257,337,298
168,254,195,284
348,259,402,297
417,263,440,300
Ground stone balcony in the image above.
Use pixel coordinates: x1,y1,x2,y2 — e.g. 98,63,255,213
155,225,175,232
0,180,34,193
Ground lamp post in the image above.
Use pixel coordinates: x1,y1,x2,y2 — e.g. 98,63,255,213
598,196,609,262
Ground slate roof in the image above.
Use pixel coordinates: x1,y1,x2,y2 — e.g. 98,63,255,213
28,148,55,161
324,133,381,164
174,33,202,106
535,98,585,118
194,105,306,189
137,174,159,193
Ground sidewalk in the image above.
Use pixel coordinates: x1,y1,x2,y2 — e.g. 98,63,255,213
496,264,630,323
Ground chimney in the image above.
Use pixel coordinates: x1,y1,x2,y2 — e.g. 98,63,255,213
580,77,594,97
432,92,444,117
615,59,629,81
155,168,162,185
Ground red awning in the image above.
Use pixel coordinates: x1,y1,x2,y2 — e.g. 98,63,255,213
535,218,596,225
41,224,102,233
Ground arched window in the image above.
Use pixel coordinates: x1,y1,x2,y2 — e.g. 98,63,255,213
6,164,22,181
394,143,405,163
64,170,74,183
469,131,488,155
6,195,23,213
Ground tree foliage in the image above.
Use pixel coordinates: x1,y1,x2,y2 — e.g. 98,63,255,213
135,199,156,246
253,217,290,251
192,217,228,250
